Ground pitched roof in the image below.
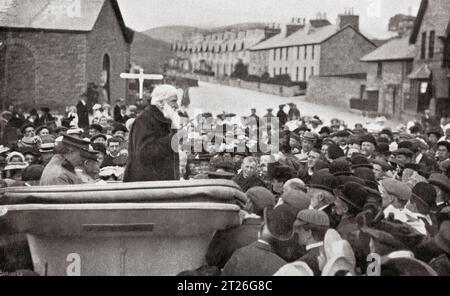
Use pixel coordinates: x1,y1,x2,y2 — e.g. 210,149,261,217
251,24,374,51
251,25,338,50
410,0,429,44
361,34,415,62
0,0,133,43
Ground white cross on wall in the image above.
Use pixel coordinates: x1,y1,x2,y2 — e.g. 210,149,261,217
120,69,164,99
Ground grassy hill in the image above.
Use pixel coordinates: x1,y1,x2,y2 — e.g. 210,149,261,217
142,23,268,43
142,25,207,44
130,32,174,74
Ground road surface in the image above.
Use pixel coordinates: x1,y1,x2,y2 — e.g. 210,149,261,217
185,81,400,129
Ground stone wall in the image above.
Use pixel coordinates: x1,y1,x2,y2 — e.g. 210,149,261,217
0,30,87,110
320,26,376,76
86,0,130,104
305,76,365,109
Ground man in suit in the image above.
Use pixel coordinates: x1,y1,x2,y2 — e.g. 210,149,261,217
293,209,330,276
308,171,339,228
205,187,275,268
221,205,297,276
76,96,90,129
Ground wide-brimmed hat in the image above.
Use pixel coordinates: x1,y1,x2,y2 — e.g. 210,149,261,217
309,171,337,194
3,161,28,171
428,173,450,192
61,135,90,151
329,157,352,176
273,261,314,276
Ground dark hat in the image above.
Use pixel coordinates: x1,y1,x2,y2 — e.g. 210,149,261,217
409,125,421,134
434,221,450,254
35,125,50,135
225,113,236,118
314,160,330,172
54,126,68,134
371,159,392,171
29,109,38,116
21,164,44,182
377,137,390,144
327,144,345,160
380,129,394,140
397,140,416,152
112,123,128,134
428,173,450,192
90,124,104,133
335,174,366,188
268,163,294,182
351,154,373,169
334,130,351,137
246,187,275,214
437,141,450,152
359,134,377,147
20,123,35,134
294,125,311,133
334,182,367,211
39,142,55,153
411,182,437,209
265,204,297,241
279,104,285,108
289,132,301,143
376,143,391,155
319,126,331,135
91,143,106,155
61,135,90,151
427,129,443,138
375,220,424,249
353,167,378,190
360,227,405,250
293,209,330,229
329,157,352,176
20,147,41,157
309,171,337,194
266,108,273,112
281,190,310,212
80,147,98,161
202,112,213,118
90,134,107,143
381,257,438,276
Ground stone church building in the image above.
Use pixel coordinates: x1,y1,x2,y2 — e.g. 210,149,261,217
0,0,134,111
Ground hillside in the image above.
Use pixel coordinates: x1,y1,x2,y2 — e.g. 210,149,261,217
142,25,206,44
142,23,268,43
130,32,174,74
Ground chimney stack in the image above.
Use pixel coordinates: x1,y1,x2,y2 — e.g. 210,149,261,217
337,8,359,31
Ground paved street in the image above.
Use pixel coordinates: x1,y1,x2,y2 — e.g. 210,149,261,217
186,81,400,129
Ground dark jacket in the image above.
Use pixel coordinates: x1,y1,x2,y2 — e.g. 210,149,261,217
277,110,288,127
123,105,180,182
232,173,265,192
206,217,262,268
221,240,287,276
298,246,321,276
113,105,124,123
76,101,89,129
40,154,83,186
417,153,439,175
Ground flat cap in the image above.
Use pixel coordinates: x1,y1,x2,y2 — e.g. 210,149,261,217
392,148,414,157
360,227,405,249
265,204,297,241
294,209,330,228
380,178,412,201
246,187,275,214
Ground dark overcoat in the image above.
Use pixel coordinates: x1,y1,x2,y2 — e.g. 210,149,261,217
123,105,179,182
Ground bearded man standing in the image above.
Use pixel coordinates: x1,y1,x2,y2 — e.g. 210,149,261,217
124,85,181,182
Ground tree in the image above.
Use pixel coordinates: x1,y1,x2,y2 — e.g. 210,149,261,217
230,60,248,79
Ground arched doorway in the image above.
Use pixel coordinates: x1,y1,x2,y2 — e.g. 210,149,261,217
0,43,36,109
102,54,111,103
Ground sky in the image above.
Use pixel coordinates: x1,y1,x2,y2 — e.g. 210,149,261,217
117,0,421,39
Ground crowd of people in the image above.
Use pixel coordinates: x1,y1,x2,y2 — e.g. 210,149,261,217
0,82,449,276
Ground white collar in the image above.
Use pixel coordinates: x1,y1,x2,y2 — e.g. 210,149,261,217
318,204,330,211
306,242,323,251
415,153,423,164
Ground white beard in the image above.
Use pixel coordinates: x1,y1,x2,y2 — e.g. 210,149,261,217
162,103,181,129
